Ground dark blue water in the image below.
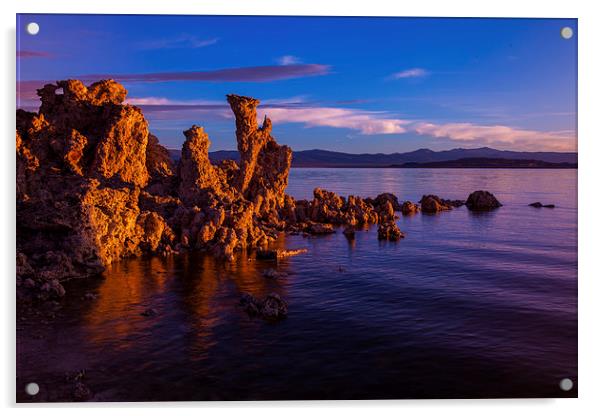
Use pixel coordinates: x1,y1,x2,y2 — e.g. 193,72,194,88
17,168,577,401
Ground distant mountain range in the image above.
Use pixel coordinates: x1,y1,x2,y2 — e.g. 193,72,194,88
397,157,577,169
168,147,577,168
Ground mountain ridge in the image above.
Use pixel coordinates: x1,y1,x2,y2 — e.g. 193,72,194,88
168,146,577,167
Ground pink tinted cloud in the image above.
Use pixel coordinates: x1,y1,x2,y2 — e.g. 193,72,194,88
259,107,409,135
17,50,52,59
412,122,576,151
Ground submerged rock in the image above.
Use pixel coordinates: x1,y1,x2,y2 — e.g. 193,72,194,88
262,268,288,279
466,190,502,211
442,199,465,208
141,308,158,317
239,292,288,321
529,202,555,208
256,248,307,260
343,225,356,238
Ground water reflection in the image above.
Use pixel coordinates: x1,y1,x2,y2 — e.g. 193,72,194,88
81,236,297,356
17,168,577,401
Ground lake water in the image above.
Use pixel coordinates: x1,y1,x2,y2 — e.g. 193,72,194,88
17,168,578,401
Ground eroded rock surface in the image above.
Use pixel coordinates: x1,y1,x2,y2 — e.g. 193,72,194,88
17,79,501,301
420,194,453,213
16,81,294,297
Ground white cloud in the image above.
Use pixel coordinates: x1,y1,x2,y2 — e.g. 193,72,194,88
259,107,409,135
390,68,428,79
125,95,576,150
277,55,302,66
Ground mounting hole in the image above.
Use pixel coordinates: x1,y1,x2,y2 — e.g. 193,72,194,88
560,27,573,40
559,378,573,391
26,22,40,35
25,382,40,396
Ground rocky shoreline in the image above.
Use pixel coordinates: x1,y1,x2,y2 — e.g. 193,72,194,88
16,79,503,302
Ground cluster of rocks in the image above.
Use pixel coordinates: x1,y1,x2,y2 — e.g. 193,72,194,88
16,80,295,299
15,79,505,301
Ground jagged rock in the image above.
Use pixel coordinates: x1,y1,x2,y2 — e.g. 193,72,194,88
466,190,502,211
146,134,174,180
401,201,420,215
378,222,405,241
298,188,379,226
227,95,292,220
529,202,555,208
308,188,345,223
16,80,155,295
375,200,396,223
16,80,298,295
371,193,402,211
420,194,453,213
178,125,227,205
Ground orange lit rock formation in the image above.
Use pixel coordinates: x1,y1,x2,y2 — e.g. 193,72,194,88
18,79,488,300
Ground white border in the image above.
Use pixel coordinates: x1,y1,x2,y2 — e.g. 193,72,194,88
2,0,601,414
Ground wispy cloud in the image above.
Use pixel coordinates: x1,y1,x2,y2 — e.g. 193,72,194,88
16,63,331,104
81,64,331,83
17,50,52,59
389,68,428,79
277,55,302,65
137,35,219,50
126,97,222,106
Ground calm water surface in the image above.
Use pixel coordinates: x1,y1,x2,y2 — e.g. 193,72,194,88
17,169,577,401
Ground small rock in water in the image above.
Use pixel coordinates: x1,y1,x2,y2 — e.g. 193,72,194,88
420,195,452,213
141,308,158,317
465,190,502,211
529,202,555,208
401,201,420,215
256,248,307,260
262,268,288,279
377,222,405,241
260,293,288,320
239,292,288,321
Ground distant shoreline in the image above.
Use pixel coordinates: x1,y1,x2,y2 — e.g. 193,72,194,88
289,165,578,169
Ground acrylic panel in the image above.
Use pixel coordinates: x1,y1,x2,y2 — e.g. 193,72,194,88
16,14,577,402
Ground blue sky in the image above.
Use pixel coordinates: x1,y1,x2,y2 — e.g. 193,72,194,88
17,14,577,153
